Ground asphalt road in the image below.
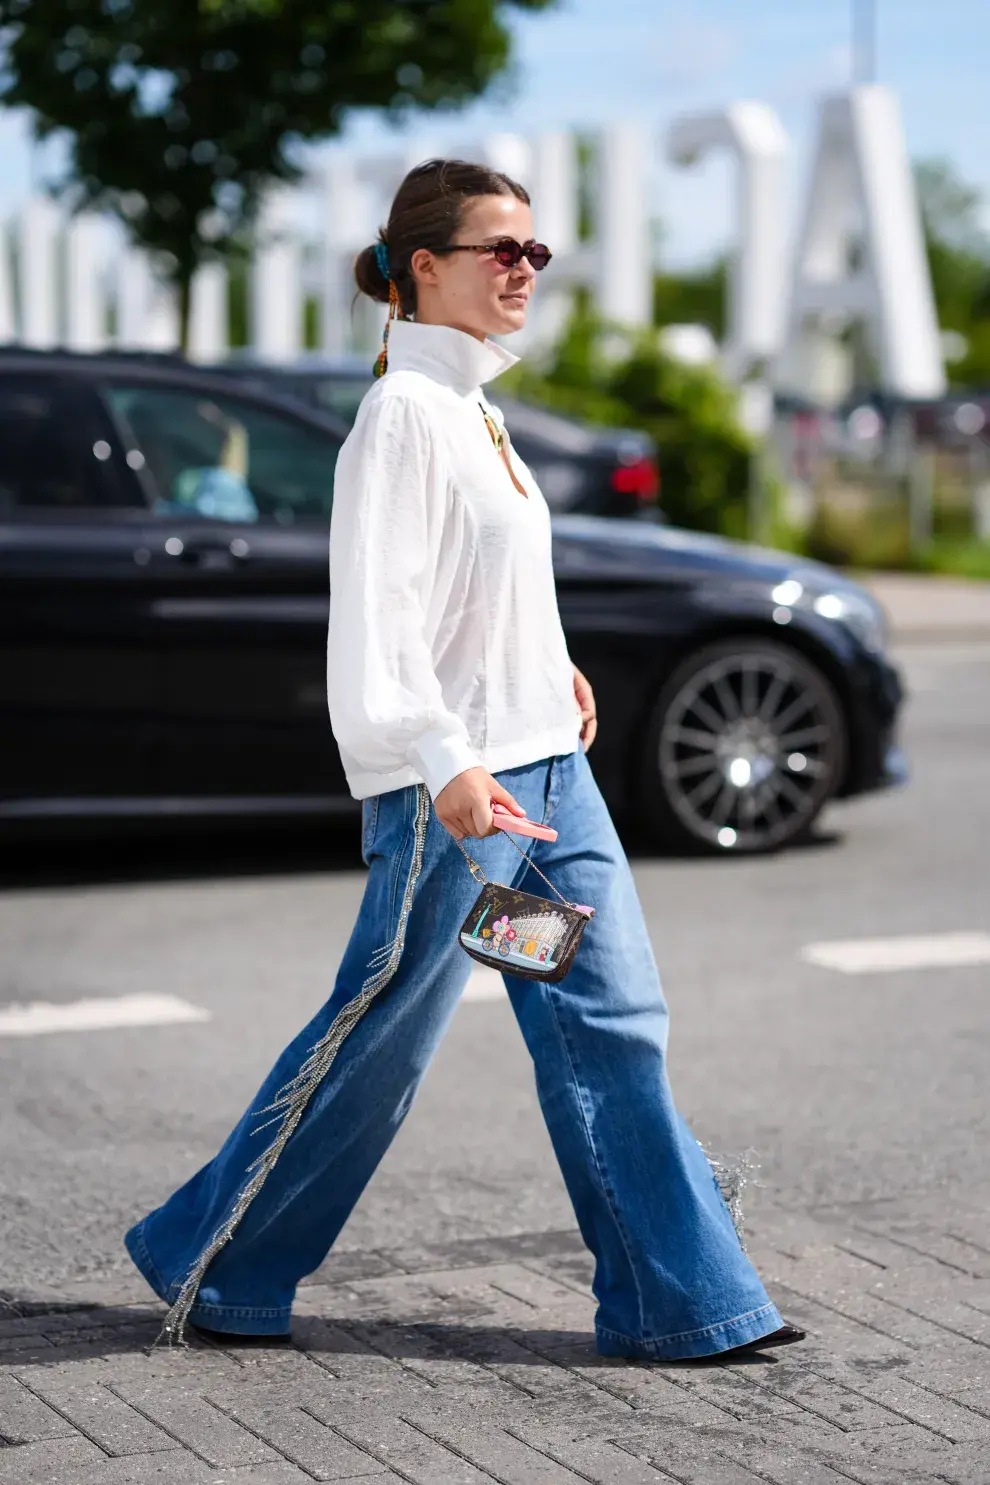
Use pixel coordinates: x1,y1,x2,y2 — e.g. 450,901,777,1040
1,640,988,1307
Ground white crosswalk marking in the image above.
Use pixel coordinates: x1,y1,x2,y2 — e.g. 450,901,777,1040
0,993,211,1038
800,932,990,975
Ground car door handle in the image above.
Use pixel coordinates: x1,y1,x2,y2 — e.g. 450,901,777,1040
162,536,252,564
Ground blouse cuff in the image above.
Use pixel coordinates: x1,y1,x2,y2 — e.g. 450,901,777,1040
408,727,482,802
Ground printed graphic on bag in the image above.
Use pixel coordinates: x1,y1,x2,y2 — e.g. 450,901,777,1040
458,877,594,983
461,901,571,972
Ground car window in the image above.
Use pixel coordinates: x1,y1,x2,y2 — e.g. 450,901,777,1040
310,375,373,425
0,375,131,514
102,385,340,524
496,398,599,454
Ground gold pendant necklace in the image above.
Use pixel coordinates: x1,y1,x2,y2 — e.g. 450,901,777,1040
481,406,504,453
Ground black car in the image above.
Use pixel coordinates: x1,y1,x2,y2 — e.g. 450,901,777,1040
0,349,905,853
215,354,663,521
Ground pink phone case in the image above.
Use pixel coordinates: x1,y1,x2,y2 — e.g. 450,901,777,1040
491,802,558,842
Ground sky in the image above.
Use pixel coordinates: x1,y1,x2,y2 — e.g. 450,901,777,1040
1,0,987,268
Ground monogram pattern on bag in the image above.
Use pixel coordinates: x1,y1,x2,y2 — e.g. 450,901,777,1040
458,884,591,983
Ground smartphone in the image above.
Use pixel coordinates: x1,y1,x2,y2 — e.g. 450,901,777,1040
491,802,558,842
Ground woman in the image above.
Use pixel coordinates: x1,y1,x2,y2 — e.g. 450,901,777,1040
125,158,803,1362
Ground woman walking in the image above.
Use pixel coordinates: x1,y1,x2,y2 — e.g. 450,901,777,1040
125,158,803,1362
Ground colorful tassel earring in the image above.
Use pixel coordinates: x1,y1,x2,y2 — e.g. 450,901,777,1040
372,241,403,379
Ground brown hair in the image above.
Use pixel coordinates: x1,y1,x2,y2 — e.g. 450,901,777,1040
354,158,530,317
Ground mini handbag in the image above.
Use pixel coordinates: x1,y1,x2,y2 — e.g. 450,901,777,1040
455,831,594,984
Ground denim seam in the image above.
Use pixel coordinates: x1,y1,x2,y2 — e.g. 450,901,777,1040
365,788,411,968
362,790,412,974
188,1302,291,1320
361,795,379,864
540,981,648,1339
544,754,563,825
596,1301,778,1348
385,785,414,932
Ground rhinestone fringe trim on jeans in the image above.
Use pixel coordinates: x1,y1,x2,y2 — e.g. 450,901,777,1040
156,783,431,1345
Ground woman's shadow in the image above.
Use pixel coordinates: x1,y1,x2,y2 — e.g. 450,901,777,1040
0,1295,782,1372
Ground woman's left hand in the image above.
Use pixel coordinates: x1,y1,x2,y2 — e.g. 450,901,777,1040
573,663,597,753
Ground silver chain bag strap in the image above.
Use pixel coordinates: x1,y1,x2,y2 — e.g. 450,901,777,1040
454,830,594,984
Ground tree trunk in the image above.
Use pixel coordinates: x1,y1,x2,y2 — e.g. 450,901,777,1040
177,270,193,357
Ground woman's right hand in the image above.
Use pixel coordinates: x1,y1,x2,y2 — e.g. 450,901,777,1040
434,767,526,841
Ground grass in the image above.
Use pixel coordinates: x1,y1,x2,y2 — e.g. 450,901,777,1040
761,494,990,580
917,536,990,580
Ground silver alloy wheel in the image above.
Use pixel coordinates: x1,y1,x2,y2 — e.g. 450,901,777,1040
657,649,839,851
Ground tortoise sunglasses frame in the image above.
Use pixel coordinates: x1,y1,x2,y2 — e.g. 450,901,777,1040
436,237,553,271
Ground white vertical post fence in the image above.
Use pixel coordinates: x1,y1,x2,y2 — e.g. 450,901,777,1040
117,247,153,349
321,153,363,359
251,187,302,361
65,213,108,352
19,196,60,348
0,221,15,343
144,272,180,351
188,260,228,362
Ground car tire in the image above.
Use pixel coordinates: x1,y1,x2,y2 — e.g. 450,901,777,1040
640,637,846,854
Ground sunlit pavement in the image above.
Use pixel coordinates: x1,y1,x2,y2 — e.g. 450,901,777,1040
1,640,989,1485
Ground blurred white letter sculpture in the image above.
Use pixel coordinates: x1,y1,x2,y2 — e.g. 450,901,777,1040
778,85,945,403
597,123,651,331
667,102,789,381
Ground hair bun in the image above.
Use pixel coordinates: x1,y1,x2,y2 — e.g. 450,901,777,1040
354,239,391,305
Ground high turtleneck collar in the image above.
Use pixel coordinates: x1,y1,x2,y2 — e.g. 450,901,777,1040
385,320,519,394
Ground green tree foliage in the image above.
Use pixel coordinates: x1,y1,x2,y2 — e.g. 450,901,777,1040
0,0,554,345
915,157,990,387
609,343,752,537
652,258,726,340
508,295,753,536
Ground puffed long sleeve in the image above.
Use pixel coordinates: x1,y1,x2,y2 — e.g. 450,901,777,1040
327,394,481,801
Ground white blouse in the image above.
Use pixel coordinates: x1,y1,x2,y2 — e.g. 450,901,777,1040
327,319,581,802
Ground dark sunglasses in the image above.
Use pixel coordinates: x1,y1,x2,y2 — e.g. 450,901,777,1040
440,237,553,271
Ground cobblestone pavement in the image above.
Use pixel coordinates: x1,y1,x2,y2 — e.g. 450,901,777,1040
3,1190,990,1485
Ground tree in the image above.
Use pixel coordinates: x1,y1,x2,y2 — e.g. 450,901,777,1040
914,157,990,387
508,297,754,537
0,0,555,346
652,258,726,340
915,157,989,257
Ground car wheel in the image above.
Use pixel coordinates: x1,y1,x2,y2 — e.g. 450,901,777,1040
641,638,846,854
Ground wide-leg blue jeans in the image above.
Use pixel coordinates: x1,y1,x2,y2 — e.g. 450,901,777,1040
125,747,782,1359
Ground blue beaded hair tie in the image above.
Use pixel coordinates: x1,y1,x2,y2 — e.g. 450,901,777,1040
372,239,402,378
